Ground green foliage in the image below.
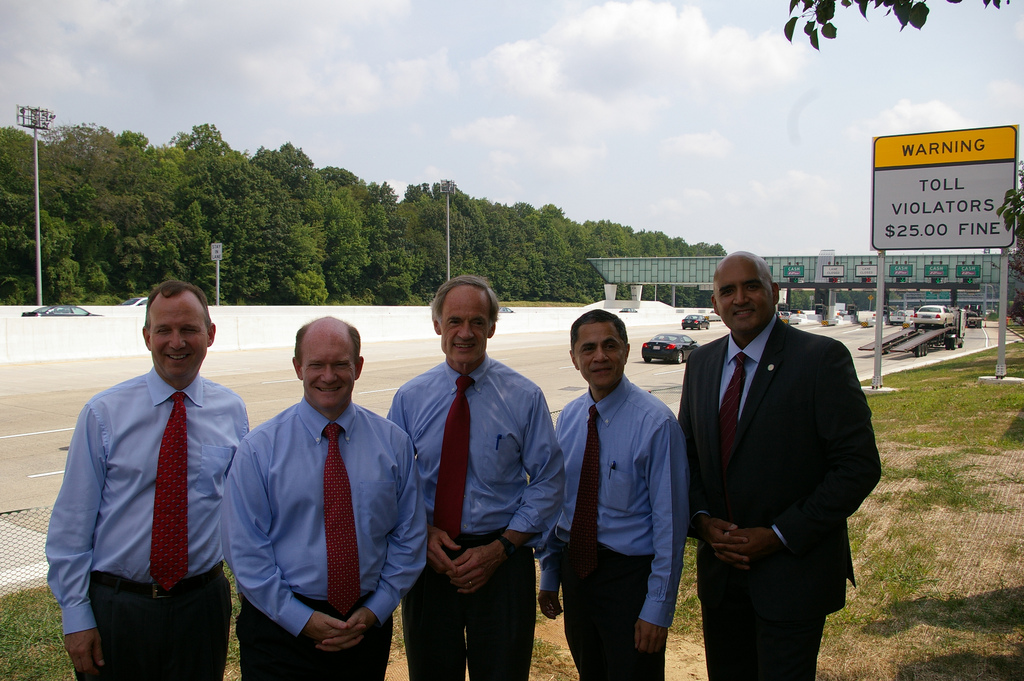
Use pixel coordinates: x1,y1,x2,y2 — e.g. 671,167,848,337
0,123,724,305
787,0,1005,49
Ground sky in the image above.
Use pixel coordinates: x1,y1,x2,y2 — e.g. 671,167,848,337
2,0,1022,257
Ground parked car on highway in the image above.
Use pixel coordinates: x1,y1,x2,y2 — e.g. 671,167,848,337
964,309,983,328
21,305,100,317
911,305,953,327
120,296,147,306
681,314,709,330
641,333,698,364
788,313,805,325
619,307,638,313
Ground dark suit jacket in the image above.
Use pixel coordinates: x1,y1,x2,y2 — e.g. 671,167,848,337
678,320,880,621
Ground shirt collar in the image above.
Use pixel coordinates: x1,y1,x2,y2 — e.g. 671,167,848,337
298,397,357,444
587,374,631,423
442,354,492,391
725,315,777,367
146,368,204,407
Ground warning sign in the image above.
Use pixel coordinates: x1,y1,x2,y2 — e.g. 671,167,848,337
871,125,1018,250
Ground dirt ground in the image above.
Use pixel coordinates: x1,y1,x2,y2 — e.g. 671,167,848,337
383,617,708,681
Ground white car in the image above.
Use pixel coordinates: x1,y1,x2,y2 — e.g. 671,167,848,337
911,305,953,327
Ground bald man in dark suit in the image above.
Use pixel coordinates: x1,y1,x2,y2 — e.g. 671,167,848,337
677,252,880,680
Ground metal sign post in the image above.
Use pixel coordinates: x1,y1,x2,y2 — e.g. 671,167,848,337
211,242,223,306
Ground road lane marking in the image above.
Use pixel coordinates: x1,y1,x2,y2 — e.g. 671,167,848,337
0,428,74,440
28,470,64,478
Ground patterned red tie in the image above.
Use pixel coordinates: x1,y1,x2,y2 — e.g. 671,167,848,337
324,422,360,615
719,351,747,522
433,375,474,538
151,391,188,590
569,405,601,579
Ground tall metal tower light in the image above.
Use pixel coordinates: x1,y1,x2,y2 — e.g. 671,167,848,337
17,105,56,306
439,180,457,281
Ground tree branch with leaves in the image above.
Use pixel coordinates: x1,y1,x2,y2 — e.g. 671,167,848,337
786,0,1008,49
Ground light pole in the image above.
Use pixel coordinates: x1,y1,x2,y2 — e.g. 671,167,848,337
17,105,56,306
439,180,457,280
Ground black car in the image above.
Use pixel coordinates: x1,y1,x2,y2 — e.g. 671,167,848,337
641,333,698,364
21,305,100,317
681,314,709,330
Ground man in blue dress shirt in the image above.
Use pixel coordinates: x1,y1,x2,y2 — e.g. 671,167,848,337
46,280,249,680
537,309,689,680
388,274,564,681
222,317,426,680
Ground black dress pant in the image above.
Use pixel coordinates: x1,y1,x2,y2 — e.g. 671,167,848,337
561,547,664,681
79,571,231,681
236,595,392,681
402,533,536,681
700,569,826,681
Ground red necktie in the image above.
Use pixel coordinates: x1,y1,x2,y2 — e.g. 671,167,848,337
324,422,360,615
569,405,600,579
433,375,474,538
151,391,188,590
719,352,747,519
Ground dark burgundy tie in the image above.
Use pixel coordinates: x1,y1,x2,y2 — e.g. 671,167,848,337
434,375,474,538
151,391,188,590
324,422,360,615
719,352,747,473
569,405,601,579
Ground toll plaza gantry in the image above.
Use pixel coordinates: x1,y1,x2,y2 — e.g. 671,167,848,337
586,251,1004,313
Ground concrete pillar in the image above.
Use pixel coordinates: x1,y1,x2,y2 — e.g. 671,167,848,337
604,283,617,301
629,285,643,301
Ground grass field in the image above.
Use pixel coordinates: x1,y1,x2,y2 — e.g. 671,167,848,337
3,342,1023,680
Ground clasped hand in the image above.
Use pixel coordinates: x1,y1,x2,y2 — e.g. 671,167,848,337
425,525,505,594
695,515,782,569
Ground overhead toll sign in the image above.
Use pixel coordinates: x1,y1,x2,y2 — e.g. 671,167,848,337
871,125,1018,250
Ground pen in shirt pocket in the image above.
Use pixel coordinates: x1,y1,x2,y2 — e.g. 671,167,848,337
609,460,616,477
495,434,502,450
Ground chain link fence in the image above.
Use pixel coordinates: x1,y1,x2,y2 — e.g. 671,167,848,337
0,506,51,596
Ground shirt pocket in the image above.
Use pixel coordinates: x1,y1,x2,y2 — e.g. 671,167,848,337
196,445,233,497
358,481,398,538
601,465,635,512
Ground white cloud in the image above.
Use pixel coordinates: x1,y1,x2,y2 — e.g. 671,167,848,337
660,130,733,158
473,1,806,134
1016,14,1024,40
846,99,975,140
0,0,414,110
987,80,1024,112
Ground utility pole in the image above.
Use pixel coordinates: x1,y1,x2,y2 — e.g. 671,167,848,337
17,106,56,306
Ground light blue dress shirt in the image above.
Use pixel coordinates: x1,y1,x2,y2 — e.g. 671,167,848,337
46,369,250,635
222,398,426,637
387,356,564,545
537,375,689,628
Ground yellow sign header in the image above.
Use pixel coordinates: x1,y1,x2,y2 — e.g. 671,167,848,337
874,125,1018,169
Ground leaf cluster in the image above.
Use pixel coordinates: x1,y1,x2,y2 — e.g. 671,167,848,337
785,0,1006,49
0,123,724,307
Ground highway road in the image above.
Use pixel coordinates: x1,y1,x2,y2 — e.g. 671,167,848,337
0,320,1003,513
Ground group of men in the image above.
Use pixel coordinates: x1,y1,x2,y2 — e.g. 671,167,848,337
46,251,880,681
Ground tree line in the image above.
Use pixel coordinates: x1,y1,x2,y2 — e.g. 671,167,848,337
0,123,724,307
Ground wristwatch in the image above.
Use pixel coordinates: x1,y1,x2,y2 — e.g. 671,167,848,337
497,535,516,557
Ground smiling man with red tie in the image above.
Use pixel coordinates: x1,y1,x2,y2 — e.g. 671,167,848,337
222,317,425,680
388,275,564,681
46,280,249,681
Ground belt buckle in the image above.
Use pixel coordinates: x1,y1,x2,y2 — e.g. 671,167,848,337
151,583,173,599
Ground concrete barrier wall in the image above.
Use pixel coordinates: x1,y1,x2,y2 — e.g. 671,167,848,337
0,302,689,364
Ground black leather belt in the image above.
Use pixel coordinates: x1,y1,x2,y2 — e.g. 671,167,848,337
90,562,223,599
